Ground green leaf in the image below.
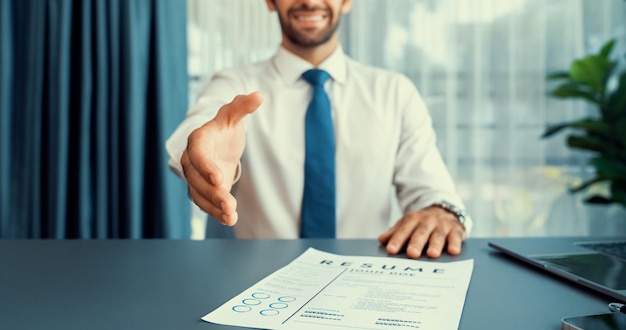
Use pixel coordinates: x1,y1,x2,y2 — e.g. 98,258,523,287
570,176,607,193
546,71,570,80
569,118,612,137
567,134,624,156
610,181,626,206
583,195,614,204
598,38,616,58
541,118,612,139
569,55,613,93
616,118,626,146
608,71,626,117
541,123,570,138
549,82,600,105
591,157,626,180
567,135,609,153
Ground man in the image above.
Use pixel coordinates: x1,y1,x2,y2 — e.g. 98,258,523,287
166,0,472,259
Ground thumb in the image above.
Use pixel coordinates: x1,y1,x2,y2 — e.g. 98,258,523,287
215,91,263,126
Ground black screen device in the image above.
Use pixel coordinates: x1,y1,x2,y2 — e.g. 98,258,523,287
561,313,626,330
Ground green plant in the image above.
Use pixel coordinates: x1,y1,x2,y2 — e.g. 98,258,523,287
542,38,626,208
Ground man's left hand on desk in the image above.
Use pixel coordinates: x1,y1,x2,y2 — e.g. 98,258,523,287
377,206,467,259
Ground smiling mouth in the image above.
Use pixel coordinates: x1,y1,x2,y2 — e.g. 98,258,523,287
291,7,330,23
294,13,327,22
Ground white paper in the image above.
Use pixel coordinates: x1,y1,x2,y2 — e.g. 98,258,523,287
203,248,473,330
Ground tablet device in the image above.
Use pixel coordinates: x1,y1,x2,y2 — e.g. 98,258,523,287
562,312,626,330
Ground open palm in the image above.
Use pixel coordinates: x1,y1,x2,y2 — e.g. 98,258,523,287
182,92,263,225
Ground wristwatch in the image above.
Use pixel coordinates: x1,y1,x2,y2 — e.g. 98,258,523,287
431,201,470,225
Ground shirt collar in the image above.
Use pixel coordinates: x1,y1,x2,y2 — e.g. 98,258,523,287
272,45,348,86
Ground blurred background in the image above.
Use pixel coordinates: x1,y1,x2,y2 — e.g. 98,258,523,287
2,0,625,239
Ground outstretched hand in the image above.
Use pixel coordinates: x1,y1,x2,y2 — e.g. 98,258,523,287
181,92,263,226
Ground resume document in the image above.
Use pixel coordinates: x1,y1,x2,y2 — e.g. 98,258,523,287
203,248,473,329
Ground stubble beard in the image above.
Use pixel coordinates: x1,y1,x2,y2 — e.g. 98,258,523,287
279,9,340,48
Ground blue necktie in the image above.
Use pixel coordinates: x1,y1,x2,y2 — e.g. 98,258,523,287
300,69,336,238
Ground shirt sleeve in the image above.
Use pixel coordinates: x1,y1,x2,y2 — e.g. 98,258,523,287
392,75,473,233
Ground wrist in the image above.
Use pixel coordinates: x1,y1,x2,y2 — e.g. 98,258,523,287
430,201,470,226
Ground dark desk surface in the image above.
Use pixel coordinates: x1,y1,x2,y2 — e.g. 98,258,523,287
0,238,614,330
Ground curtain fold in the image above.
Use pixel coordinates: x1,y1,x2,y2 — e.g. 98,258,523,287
0,0,12,236
0,0,190,239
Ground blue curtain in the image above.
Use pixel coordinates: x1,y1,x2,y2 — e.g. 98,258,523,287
0,0,190,239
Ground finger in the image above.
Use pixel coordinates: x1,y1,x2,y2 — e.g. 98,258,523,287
445,227,466,256
215,91,263,126
191,184,238,220
377,222,399,245
193,152,224,187
404,221,435,259
187,178,220,213
185,160,238,214
384,219,420,255
188,185,239,226
424,227,448,259
181,148,215,186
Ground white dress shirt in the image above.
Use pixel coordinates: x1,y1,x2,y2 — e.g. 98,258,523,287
166,46,471,238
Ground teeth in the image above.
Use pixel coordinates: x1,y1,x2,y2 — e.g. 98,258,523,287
296,15,325,22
